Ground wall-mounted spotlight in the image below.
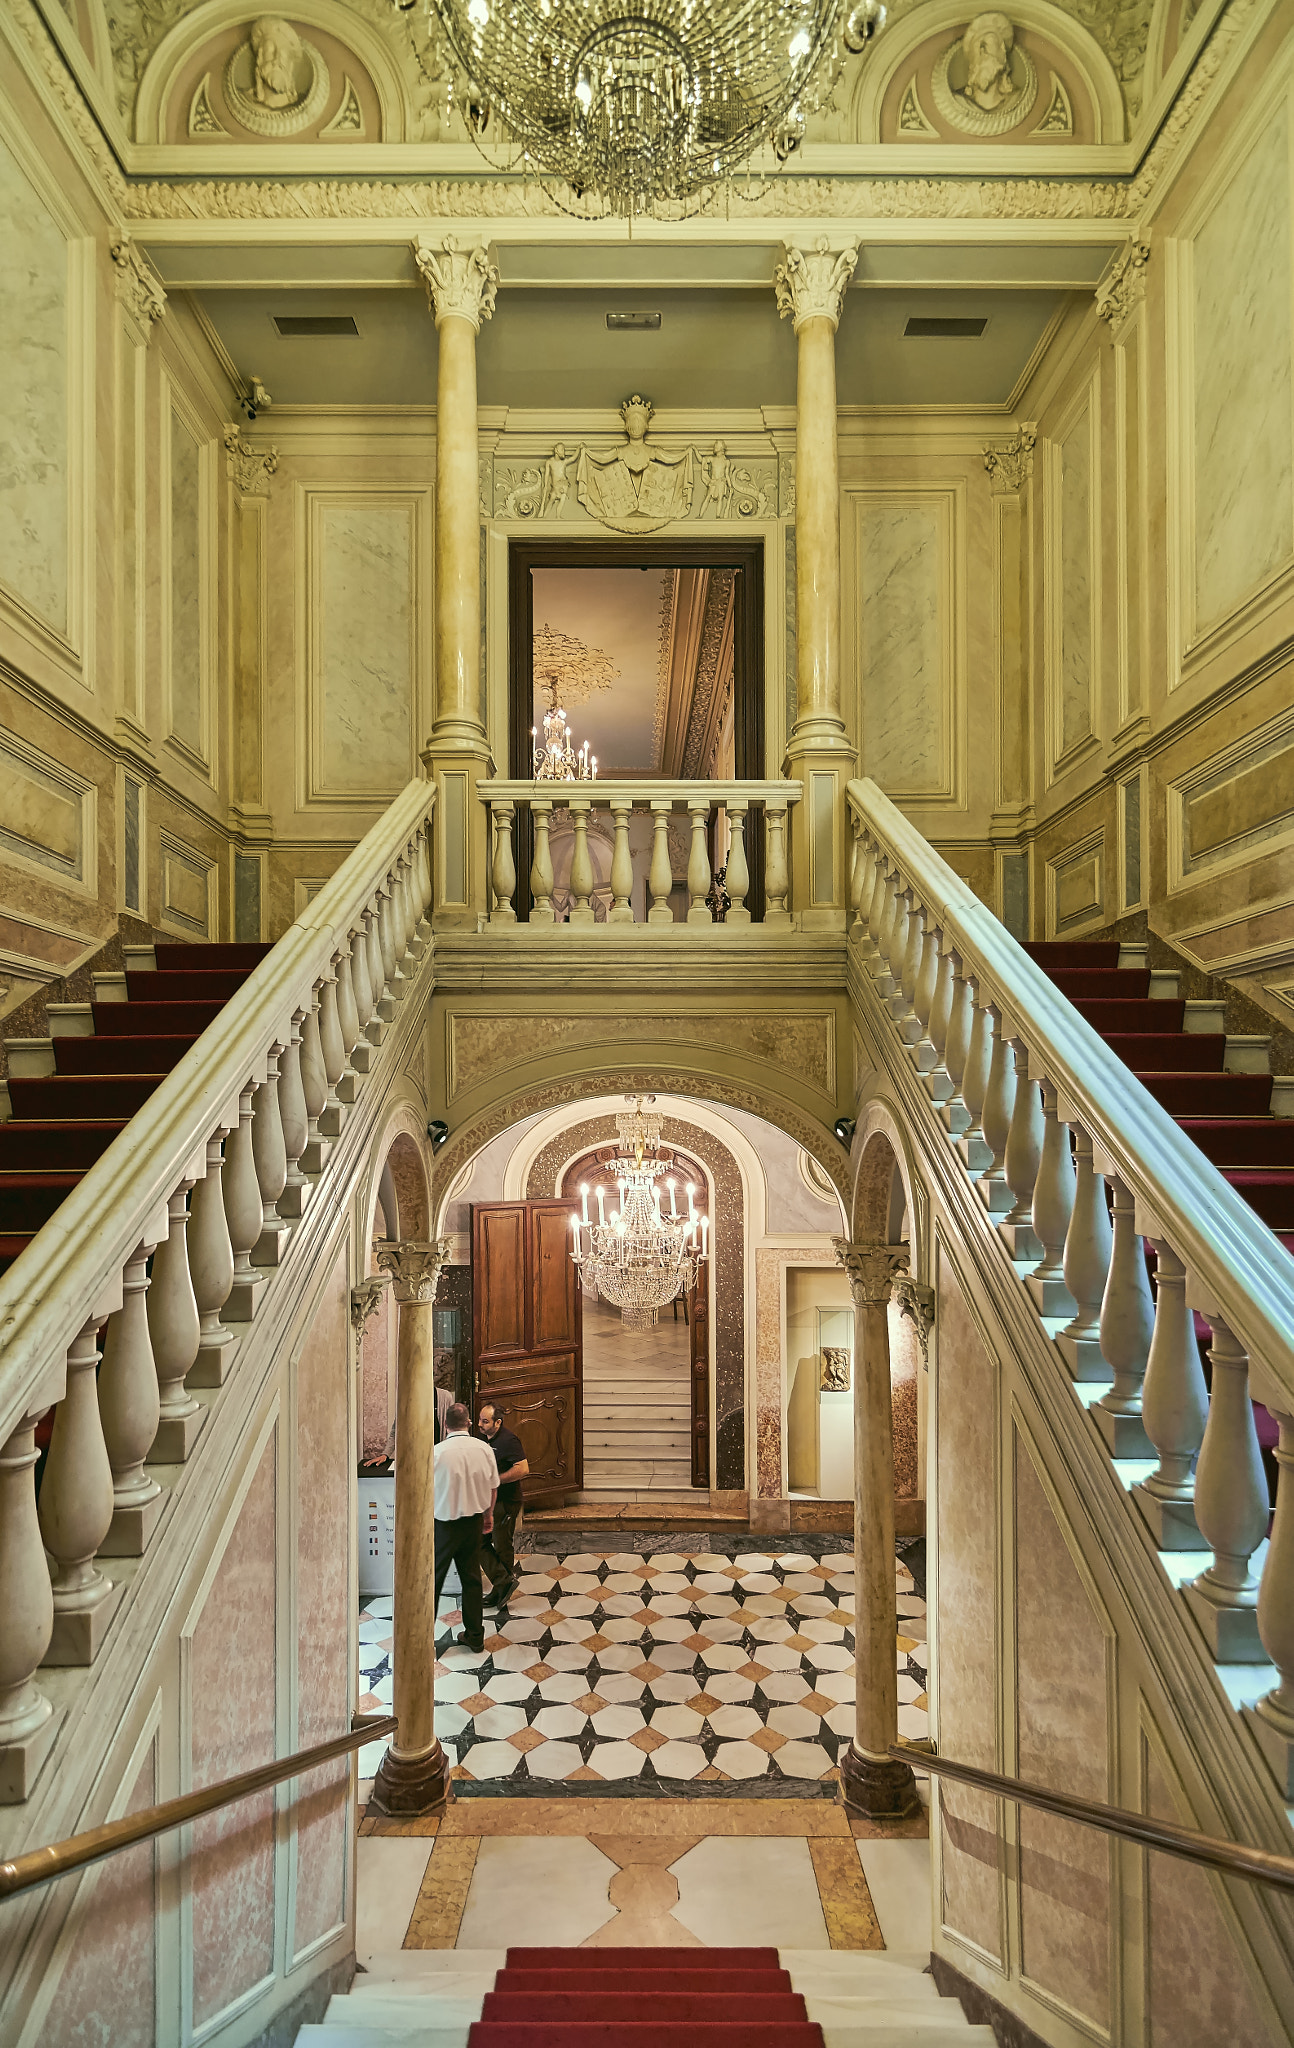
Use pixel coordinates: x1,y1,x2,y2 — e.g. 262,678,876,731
240,375,273,423
427,1119,449,1152
834,1116,856,1148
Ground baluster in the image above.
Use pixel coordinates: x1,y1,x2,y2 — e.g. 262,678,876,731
378,885,399,994
415,825,432,930
956,986,993,1172
893,891,923,1032
0,1408,56,1777
1250,1410,1294,1794
401,855,424,957
299,994,329,1176
530,799,555,924
608,802,634,923
848,815,867,936
1186,1314,1269,1660
385,876,409,998
1057,1125,1113,1382
885,885,910,1006
367,906,392,1027
726,801,751,926
146,1181,204,1460
252,1046,290,1263
189,1128,237,1383
1093,1176,1154,1453
39,1317,117,1663
319,970,346,1136
490,800,517,924
351,920,375,1037
976,1006,1016,1212
764,804,790,927
686,797,713,923
336,950,361,1102
937,954,972,1129
99,1241,164,1553
390,859,409,960
568,799,595,925
225,1083,267,1321
909,915,939,1061
278,1010,313,1214
1000,1036,1043,1255
1028,1079,1076,1317
647,801,674,925
1131,1242,1207,1547
867,854,888,956
922,940,953,1087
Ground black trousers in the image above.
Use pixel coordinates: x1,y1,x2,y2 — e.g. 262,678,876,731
435,1513,484,1645
480,1500,522,1591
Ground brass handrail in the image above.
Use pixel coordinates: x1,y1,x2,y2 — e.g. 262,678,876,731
892,1743,1294,1893
0,1715,397,1901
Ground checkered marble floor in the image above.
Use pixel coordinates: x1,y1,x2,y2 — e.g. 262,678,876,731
358,1539,927,1790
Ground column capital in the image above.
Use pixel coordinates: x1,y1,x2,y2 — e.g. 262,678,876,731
774,238,858,334
982,426,1036,495
374,1238,452,1305
350,1273,390,1338
833,1237,909,1306
413,234,500,332
223,424,279,496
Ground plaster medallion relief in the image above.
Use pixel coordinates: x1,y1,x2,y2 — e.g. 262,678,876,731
932,13,1038,135
446,1012,836,1103
489,404,780,530
224,17,331,136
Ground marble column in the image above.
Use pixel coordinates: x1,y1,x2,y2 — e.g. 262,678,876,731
775,240,859,931
369,1237,454,1816
413,236,500,931
833,1238,921,1820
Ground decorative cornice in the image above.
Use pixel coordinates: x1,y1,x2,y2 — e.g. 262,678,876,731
833,1236,910,1305
110,233,166,339
375,1236,451,1303
350,1273,390,1338
222,425,279,495
774,239,859,332
982,425,1037,494
412,234,500,331
1096,239,1151,331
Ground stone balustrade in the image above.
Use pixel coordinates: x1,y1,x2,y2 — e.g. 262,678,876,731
0,784,435,1799
847,778,1294,1804
477,780,802,929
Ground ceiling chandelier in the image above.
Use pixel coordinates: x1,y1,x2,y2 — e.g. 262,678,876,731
570,1097,708,1330
532,681,597,781
422,0,887,215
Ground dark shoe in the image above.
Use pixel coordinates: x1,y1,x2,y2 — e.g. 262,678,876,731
459,1633,485,1653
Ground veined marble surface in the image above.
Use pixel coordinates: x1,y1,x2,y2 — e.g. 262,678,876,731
316,500,414,796
1194,104,1294,633
1059,411,1093,759
170,409,203,755
0,135,67,635
857,502,944,794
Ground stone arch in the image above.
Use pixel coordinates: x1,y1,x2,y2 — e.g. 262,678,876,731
850,1098,931,1506
852,0,1127,145
356,1099,434,1459
134,0,418,145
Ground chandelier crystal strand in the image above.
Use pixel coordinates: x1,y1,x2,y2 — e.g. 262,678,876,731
424,0,887,215
570,1097,708,1330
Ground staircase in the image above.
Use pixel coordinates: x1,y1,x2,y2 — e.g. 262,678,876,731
0,941,271,1277
580,1293,694,1498
302,1947,995,2043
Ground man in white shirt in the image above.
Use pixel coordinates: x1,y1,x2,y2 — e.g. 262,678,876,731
433,1402,500,1653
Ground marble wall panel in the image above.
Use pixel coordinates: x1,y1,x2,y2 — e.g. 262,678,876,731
934,1252,1003,1961
1014,1436,1111,2027
294,1252,352,1957
1058,409,1093,759
1193,105,1293,633
169,408,204,758
312,499,415,797
190,1433,277,2029
36,1746,156,2047
856,499,946,795
362,1283,393,1457
0,134,68,636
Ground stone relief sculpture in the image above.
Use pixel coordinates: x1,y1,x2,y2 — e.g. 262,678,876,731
576,395,695,533
932,13,1038,136
820,1346,852,1392
223,17,332,136
541,444,576,519
698,441,734,520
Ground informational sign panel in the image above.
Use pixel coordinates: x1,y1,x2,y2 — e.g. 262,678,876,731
358,1476,395,1596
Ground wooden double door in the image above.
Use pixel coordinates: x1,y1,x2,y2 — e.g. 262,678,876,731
471,1200,582,1506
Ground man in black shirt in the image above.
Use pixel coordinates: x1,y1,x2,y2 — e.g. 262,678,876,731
477,1402,528,1613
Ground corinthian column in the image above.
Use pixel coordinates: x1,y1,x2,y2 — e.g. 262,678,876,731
368,1237,454,1817
776,240,858,930
834,1237,920,1820
414,236,500,929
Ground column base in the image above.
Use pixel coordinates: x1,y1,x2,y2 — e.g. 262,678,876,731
838,1743,921,1821
369,1740,453,1818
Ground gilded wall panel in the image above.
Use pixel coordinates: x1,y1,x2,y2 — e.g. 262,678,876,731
447,1009,835,1104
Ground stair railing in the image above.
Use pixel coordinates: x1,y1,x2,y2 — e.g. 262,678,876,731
848,777,1294,1801
0,780,434,1800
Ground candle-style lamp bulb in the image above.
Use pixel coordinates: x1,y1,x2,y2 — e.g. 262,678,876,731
581,1182,590,1224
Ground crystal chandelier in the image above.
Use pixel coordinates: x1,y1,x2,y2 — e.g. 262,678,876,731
532,682,597,781
570,1097,708,1330
422,0,887,215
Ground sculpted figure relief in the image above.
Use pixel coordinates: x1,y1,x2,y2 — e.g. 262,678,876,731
575,395,695,533
251,17,303,105
224,15,330,134
932,12,1038,135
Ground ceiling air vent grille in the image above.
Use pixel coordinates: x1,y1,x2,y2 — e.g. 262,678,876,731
272,314,361,337
904,316,988,338
606,311,662,330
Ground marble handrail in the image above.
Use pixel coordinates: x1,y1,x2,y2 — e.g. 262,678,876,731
478,779,802,927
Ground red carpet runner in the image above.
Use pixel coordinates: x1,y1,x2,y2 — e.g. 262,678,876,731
467,1950,824,2046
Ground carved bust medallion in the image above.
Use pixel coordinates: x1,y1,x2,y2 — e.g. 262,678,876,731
224,17,331,136
932,12,1038,136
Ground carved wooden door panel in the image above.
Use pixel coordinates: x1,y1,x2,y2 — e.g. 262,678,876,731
690,1257,710,1488
471,1199,582,1506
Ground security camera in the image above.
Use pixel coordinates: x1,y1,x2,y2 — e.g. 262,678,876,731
427,1119,449,1151
834,1116,856,1147
844,0,886,52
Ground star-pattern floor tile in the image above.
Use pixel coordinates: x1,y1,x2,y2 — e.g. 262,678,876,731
358,1534,929,1792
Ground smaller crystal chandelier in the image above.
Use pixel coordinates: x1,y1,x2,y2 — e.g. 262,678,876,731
532,682,597,782
570,1097,708,1330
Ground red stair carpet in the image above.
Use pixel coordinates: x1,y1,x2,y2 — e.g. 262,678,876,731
467,1950,824,2046
0,942,271,1279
